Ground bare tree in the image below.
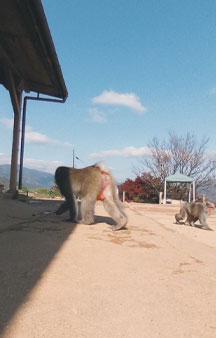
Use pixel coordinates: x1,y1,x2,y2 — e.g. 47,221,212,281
137,132,216,194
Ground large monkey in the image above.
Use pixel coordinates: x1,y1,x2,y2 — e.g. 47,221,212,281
55,163,127,231
175,202,212,231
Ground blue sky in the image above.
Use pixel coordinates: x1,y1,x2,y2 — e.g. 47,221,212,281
1,0,216,182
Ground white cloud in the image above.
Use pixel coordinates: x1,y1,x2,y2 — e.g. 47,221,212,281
0,153,11,164
0,117,14,129
23,158,63,173
0,153,63,173
0,118,73,147
92,90,146,113
24,125,59,145
89,107,106,123
89,146,150,159
63,141,74,147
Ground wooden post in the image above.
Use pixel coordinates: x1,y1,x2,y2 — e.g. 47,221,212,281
7,69,23,194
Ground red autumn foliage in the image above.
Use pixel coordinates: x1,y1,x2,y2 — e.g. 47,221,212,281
119,172,160,203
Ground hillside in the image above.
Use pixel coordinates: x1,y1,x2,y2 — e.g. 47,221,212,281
0,164,215,200
0,164,55,189
198,186,216,203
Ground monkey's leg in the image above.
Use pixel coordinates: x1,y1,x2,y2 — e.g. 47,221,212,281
115,198,128,223
186,214,195,226
175,207,186,224
66,193,78,222
103,197,127,231
199,214,212,231
79,196,95,225
77,199,82,220
175,213,185,224
56,201,69,215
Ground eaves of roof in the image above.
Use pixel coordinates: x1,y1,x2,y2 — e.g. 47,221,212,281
0,0,68,101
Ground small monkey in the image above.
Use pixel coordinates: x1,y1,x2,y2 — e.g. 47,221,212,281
175,202,212,231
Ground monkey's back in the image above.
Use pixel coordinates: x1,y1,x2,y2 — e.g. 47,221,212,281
55,165,103,197
71,166,102,193
189,202,205,216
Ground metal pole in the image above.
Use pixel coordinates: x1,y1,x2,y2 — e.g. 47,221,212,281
18,94,65,189
73,149,75,168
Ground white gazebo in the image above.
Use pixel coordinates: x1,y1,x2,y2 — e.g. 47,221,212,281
163,173,195,204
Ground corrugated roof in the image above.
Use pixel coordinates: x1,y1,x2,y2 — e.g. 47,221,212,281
165,173,194,183
0,0,68,100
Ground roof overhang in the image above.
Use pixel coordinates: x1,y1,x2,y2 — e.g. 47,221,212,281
0,0,68,101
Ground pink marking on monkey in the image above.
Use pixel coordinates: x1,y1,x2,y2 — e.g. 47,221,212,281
97,170,110,201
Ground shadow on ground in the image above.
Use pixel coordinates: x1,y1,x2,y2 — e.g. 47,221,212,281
0,197,120,334
94,214,115,225
0,198,78,333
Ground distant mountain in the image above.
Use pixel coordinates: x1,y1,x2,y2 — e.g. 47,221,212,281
1,164,216,200
198,186,216,203
0,176,10,189
0,164,55,189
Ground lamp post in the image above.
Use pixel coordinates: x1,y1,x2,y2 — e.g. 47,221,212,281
73,149,75,168
73,150,84,168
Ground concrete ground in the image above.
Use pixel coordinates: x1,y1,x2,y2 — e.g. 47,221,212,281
0,194,216,338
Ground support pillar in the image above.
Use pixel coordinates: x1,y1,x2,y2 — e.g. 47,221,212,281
9,105,21,193
163,180,167,204
192,181,195,202
189,184,191,203
6,69,23,194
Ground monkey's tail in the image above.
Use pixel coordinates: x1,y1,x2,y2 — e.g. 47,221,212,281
94,162,110,174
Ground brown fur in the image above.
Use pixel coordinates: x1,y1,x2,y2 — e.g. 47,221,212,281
175,202,211,231
55,163,127,231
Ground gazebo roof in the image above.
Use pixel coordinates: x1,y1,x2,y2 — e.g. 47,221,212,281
165,173,194,183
